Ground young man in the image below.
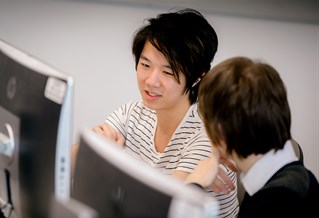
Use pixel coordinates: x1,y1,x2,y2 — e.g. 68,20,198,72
187,56,319,217
75,8,239,217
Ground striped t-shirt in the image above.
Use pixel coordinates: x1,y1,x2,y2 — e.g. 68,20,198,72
105,101,239,217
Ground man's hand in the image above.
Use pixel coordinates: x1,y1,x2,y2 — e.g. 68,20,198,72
208,156,237,194
92,124,125,147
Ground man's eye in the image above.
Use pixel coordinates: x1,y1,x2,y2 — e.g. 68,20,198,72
164,71,174,76
140,63,149,68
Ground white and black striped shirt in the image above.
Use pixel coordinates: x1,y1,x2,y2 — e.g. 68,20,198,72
105,101,239,217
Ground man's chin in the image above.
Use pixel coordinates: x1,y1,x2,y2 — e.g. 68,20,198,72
142,100,159,111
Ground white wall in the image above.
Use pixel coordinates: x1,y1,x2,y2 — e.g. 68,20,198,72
0,1,318,180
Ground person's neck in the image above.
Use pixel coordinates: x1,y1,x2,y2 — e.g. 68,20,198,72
232,152,263,175
156,101,191,133
154,101,191,153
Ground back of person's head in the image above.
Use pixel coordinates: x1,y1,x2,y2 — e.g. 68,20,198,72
132,8,218,104
198,56,291,158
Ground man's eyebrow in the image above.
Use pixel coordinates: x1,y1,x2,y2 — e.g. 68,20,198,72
140,54,172,69
139,54,149,61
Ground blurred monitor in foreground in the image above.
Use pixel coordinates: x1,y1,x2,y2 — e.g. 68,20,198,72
67,129,219,218
50,196,97,218
0,39,73,217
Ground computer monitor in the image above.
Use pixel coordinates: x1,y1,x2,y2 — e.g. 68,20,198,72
49,196,98,218
0,39,73,217
70,129,219,218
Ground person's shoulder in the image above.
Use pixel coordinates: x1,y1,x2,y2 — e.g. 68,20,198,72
189,103,206,127
264,161,318,197
190,102,198,110
189,103,200,117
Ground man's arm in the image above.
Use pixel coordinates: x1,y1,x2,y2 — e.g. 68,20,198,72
184,157,236,194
